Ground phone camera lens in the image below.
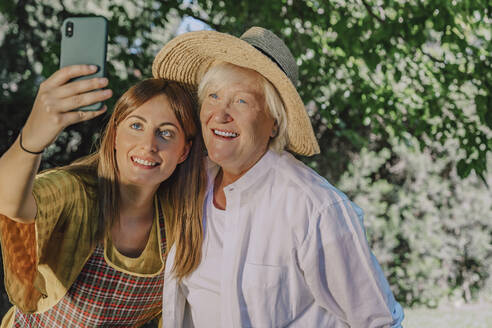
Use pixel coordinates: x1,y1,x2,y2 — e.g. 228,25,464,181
66,22,73,37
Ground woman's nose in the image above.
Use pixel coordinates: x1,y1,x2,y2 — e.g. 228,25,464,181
143,130,158,152
213,102,233,123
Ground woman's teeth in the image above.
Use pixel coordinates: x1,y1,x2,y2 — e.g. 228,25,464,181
214,129,238,137
133,157,158,166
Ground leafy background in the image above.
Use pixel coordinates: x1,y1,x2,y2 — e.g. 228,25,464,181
0,0,491,326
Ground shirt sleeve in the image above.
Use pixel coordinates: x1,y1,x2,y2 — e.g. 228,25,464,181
32,169,82,258
0,169,94,313
298,199,404,328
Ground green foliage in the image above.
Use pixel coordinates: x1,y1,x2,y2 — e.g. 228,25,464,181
338,137,492,307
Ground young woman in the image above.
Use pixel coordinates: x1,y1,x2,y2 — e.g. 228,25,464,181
0,65,206,327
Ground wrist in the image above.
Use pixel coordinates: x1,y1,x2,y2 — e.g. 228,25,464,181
19,128,44,155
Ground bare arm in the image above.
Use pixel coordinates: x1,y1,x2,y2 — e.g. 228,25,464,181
0,65,112,223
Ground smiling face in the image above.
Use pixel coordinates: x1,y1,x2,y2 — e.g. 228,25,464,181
114,94,190,190
200,64,276,179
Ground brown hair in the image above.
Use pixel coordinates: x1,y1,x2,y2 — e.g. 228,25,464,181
68,79,206,278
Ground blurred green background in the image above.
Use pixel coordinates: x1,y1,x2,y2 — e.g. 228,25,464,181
0,0,491,327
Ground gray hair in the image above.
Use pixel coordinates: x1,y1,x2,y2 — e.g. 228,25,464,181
198,62,288,152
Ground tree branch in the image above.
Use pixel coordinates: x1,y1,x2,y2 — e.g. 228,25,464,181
361,0,385,23
176,7,222,31
421,47,446,64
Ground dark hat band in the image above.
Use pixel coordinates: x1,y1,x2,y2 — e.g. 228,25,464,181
252,46,289,79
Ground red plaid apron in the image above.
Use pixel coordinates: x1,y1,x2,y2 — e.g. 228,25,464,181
13,212,166,327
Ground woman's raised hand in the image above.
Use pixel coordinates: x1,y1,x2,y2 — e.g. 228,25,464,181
21,64,113,153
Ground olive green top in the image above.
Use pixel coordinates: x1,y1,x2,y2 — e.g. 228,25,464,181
0,169,165,326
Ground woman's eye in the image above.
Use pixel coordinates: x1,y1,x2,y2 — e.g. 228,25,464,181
158,130,172,139
238,98,247,104
130,122,142,130
209,93,218,99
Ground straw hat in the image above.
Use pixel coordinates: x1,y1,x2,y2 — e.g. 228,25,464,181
152,26,320,156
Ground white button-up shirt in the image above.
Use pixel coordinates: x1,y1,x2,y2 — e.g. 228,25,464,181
180,195,225,325
162,150,404,327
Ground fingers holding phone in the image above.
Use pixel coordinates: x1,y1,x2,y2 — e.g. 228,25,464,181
38,64,112,116
47,65,112,114
22,65,112,153
43,64,100,91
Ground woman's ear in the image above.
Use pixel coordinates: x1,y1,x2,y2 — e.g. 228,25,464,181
178,140,192,164
270,120,279,138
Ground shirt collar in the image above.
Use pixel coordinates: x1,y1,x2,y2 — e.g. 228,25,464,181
207,149,280,193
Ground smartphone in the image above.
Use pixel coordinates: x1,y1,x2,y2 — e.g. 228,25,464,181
60,16,108,111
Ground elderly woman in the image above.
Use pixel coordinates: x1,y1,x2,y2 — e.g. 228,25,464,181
153,27,404,327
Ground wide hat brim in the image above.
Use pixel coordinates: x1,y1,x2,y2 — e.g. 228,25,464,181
152,30,320,156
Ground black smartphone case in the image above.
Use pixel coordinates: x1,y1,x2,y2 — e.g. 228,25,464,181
60,16,108,111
